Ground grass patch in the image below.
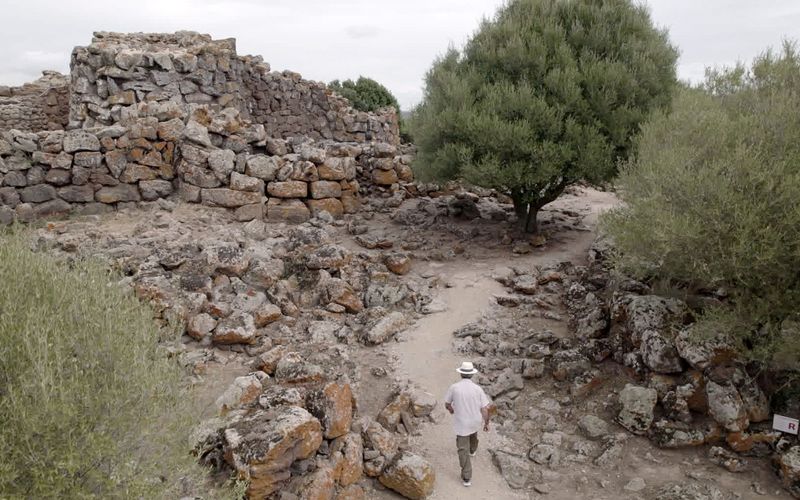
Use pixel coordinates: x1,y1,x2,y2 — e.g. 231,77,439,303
0,227,234,498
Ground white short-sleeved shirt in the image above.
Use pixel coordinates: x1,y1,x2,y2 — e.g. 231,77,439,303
444,379,492,436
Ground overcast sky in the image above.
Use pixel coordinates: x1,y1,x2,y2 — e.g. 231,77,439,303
2,0,799,109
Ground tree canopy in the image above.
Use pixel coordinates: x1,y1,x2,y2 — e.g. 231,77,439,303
329,76,400,113
603,42,800,374
410,0,678,232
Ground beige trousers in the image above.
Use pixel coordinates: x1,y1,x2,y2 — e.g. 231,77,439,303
456,432,479,481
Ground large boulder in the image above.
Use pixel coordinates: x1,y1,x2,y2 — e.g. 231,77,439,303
705,380,749,432
306,382,355,439
617,384,657,435
378,452,435,500
612,294,688,346
222,406,323,498
674,327,737,371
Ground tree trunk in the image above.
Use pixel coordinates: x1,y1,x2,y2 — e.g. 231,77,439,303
524,205,540,234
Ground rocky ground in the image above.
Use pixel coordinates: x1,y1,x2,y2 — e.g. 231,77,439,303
30,185,796,499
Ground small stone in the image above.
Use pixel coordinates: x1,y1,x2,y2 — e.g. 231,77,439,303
384,253,411,275
623,477,646,492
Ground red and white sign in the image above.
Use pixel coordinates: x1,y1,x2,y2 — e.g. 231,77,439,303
773,414,799,435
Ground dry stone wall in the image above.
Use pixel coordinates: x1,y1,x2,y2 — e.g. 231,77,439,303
0,102,379,225
0,31,407,224
69,31,400,144
0,71,69,132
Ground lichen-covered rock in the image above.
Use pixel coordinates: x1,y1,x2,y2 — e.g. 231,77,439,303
378,452,435,500
617,384,657,435
306,382,354,439
705,380,749,432
321,277,363,313
330,432,363,487
674,327,737,371
203,243,250,276
187,312,217,340
215,373,265,414
274,352,325,384
288,465,336,500
640,329,683,373
362,420,399,476
365,311,406,345
384,253,411,275
222,406,323,498
491,449,534,490
212,312,256,345
775,446,800,498
377,392,412,432
253,303,282,327
306,244,350,270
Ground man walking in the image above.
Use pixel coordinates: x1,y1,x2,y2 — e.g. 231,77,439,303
444,361,492,487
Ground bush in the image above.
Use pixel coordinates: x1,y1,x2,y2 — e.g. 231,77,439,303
410,0,678,232
602,43,800,371
0,229,215,497
329,77,400,113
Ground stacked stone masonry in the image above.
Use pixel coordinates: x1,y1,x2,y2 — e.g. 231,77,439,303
0,31,408,224
69,31,399,143
0,71,70,132
0,102,397,224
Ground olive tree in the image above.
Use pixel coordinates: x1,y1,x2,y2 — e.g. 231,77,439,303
603,43,800,372
411,0,678,232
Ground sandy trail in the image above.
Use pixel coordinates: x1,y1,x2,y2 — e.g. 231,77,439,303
392,261,526,499
386,188,618,499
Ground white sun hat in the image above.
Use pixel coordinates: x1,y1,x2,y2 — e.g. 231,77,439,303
456,361,478,375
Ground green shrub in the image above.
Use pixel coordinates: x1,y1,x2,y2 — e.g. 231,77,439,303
0,229,217,498
603,43,800,371
329,77,400,113
410,0,678,232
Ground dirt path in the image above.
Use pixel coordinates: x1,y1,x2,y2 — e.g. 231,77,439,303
392,262,524,499
386,187,618,499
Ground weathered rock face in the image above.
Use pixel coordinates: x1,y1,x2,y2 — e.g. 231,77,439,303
491,449,534,490
378,452,436,500
617,384,657,435
222,406,323,498
365,311,406,345
306,382,355,439
775,446,800,498
330,432,364,487
705,380,749,432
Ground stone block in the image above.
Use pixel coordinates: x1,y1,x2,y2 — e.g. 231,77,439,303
201,188,262,208
307,198,344,218
266,198,310,223
267,180,307,198
95,184,141,203
310,180,342,199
